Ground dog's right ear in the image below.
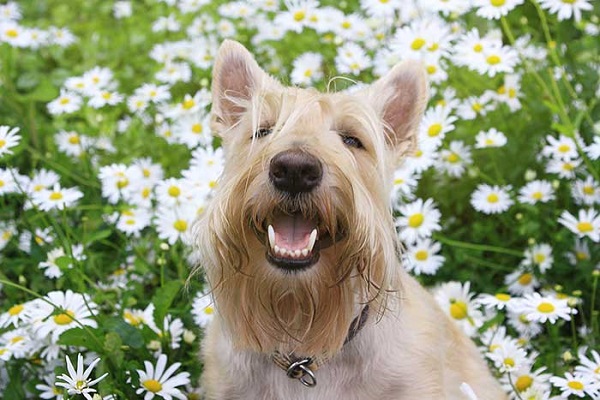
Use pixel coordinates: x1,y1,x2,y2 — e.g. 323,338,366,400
210,40,278,134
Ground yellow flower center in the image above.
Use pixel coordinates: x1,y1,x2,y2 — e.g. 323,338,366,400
142,187,151,198
8,304,24,316
518,273,532,285
426,65,437,74
204,305,214,315
408,213,424,228
536,302,555,314
497,85,506,95
53,310,75,325
577,222,593,233
567,380,584,390
473,43,483,52
414,149,423,157
6,28,18,38
101,92,112,100
427,43,439,52
293,10,306,22
143,379,163,393
68,134,80,145
124,311,142,326
534,254,546,264
495,293,511,302
0,139,6,148
491,0,505,6
10,336,24,344
583,185,594,195
558,144,571,153
472,103,483,112
449,301,468,320
576,251,588,261
168,186,181,197
49,192,63,201
182,99,195,109
393,178,404,185
508,88,516,98
532,191,543,200
191,123,203,134
561,0,575,3
487,55,501,65
515,375,533,392
341,21,351,29
117,178,129,189
59,97,70,105
304,69,313,77
411,38,426,50
428,123,442,137
415,250,429,261
209,180,217,189
503,357,515,367
487,193,499,203
446,153,459,163
173,219,188,232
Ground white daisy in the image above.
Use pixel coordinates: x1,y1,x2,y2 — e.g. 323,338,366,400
545,157,581,179
436,140,472,178
31,183,84,211
434,281,484,337
403,238,445,275
523,243,553,273
418,105,457,147
478,292,516,311
474,128,507,148
290,52,323,86
550,372,600,398
0,125,21,157
542,134,579,160
55,130,85,157
154,205,195,245
558,208,600,242
584,136,600,160
505,268,539,296
192,291,215,328
47,90,82,115
56,353,108,400
473,0,524,20
396,198,442,242
514,292,575,324
517,180,555,205
136,353,190,400
486,340,529,373
565,238,591,265
575,349,600,382
571,175,600,206
538,0,593,22
470,184,513,214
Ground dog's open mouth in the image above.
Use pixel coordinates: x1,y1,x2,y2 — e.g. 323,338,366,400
255,210,342,271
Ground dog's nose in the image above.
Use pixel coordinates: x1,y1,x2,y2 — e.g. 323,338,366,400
269,150,323,194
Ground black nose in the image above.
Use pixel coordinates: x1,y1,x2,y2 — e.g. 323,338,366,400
269,150,323,194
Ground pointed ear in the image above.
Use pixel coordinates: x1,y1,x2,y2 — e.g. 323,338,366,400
363,61,428,158
210,40,279,134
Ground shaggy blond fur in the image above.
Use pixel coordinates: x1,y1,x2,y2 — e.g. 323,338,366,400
191,40,507,400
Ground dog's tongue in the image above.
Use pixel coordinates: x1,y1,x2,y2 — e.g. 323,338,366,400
272,214,313,251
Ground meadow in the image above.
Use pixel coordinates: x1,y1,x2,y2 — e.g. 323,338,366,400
0,0,599,398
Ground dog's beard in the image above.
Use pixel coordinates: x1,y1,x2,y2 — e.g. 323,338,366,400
194,163,398,356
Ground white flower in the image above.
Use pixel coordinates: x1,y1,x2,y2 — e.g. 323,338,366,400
473,0,524,19
0,125,21,157
335,42,371,76
505,268,539,296
475,128,507,148
192,291,215,328
558,208,600,242
542,134,579,160
418,105,457,147
513,292,576,324
436,141,472,177
585,136,600,160
31,183,84,211
571,175,600,206
403,238,445,275
396,198,442,242
478,292,516,311
56,353,108,400
575,349,600,381
518,180,555,205
523,243,554,273
538,0,593,22
136,354,190,400
470,184,513,214
291,52,323,86
47,90,82,115
434,281,483,337
486,340,529,373
550,372,600,398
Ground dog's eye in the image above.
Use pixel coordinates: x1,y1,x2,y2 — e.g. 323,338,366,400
340,134,363,149
254,127,273,139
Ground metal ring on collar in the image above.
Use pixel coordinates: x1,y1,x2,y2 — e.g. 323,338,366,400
286,359,317,387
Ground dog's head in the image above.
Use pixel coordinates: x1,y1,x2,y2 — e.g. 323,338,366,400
193,40,427,354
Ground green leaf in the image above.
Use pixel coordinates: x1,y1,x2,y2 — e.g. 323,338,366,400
104,317,145,349
83,229,113,245
152,280,182,324
54,256,73,269
57,327,104,353
104,332,125,368
26,78,59,102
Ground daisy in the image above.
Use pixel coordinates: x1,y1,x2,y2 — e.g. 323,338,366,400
478,292,516,311
191,291,215,328
274,0,320,34
0,300,34,328
418,105,457,147
111,207,152,237
56,353,108,400
403,238,445,275
48,26,77,47
565,238,591,265
123,303,159,332
98,163,137,204
486,340,529,373
166,90,211,119
558,208,600,242
505,268,539,296
571,175,600,206
495,74,522,111
335,42,371,76
55,130,85,157
549,372,600,398
31,183,84,211
136,353,190,400
523,243,553,273
87,90,124,108
507,310,543,338
390,165,419,202
155,61,192,84
172,114,212,149
0,125,21,157
291,52,323,86
434,281,483,337
475,43,519,77
396,198,442,242
538,0,593,22
0,220,16,250
455,93,495,120
47,90,82,115
360,0,402,17
436,141,472,178
154,205,196,245
473,0,524,20
0,167,19,195
475,128,507,149
403,138,438,174
134,83,171,104
470,184,513,214
575,349,600,381
514,292,575,324
35,376,64,400
113,1,132,18
542,134,579,160
156,178,192,207
38,247,67,279
499,365,552,395
517,180,555,205
30,290,98,342
584,136,600,160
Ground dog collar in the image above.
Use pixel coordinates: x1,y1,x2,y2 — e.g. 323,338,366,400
270,305,370,388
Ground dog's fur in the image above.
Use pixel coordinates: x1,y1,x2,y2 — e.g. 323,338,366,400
191,40,507,399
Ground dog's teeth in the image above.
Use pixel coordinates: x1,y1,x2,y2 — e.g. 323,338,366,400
294,249,301,258
307,229,317,252
301,249,309,257
268,225,275,250
274,245,281,255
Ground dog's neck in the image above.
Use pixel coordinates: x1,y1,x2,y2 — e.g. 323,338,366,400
270,305,370,387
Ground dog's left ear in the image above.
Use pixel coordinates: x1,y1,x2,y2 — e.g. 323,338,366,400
362,62,428,158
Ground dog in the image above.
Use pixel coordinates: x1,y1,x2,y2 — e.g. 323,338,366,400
191,39,507,399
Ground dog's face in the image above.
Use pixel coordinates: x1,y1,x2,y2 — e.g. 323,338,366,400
193,40,427,355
